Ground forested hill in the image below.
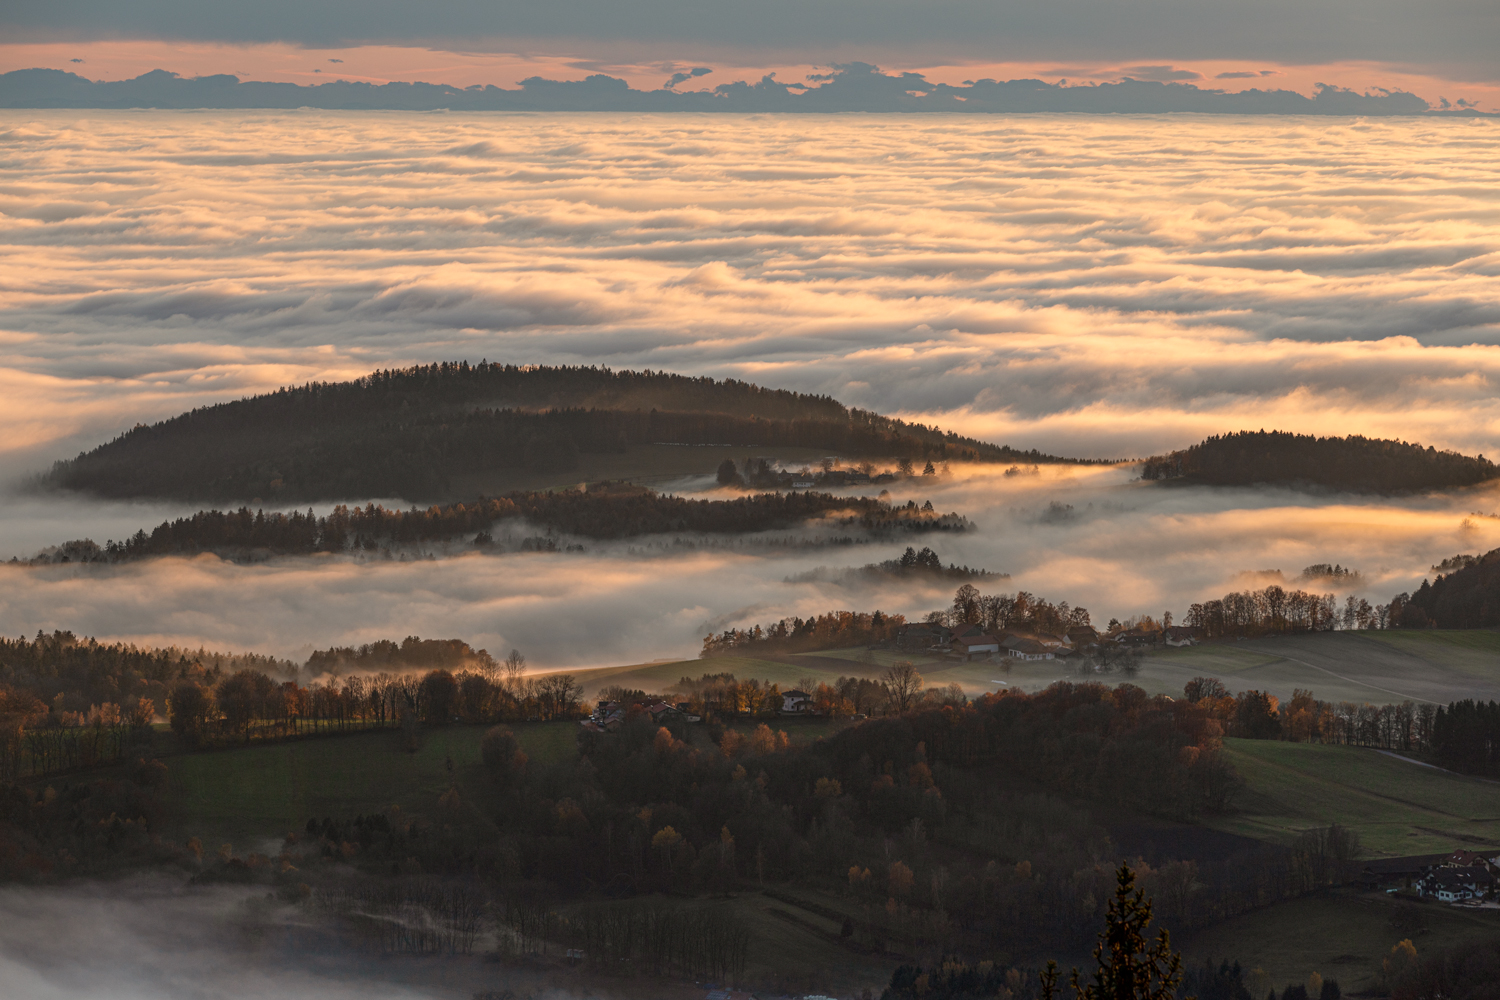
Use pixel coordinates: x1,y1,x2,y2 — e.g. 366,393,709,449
43,363,1077,502
1141,431,1498,493
1388,546,1500,629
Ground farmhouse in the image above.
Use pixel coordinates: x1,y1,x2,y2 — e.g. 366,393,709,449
1164,626,1200,647
1114,628,1162,648
1066,625,1101,648
1416,865,1494,902
896,623,951,650
781,690,812,713
951,634,1001,660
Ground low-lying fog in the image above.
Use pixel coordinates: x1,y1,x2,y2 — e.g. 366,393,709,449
0,877,556,1000
1,464,1493,667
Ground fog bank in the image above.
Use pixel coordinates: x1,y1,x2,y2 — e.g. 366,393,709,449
1,465,1491,665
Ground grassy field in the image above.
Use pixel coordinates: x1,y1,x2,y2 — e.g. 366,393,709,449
1134,630,1500,704
159,721,577,848
1182,888,1500,994
566,629,1500,706
552,889,895,996
1207,738,1500,856
566,649,997,699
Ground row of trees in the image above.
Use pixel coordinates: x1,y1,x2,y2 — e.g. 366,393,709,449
0,629,291,722
701,610,909,656
167,660,585,748
941,584,1091,634
1181,677,1436,751
0,696,154,779
663,666,963,719
31,490,972,564
1182,586,1345,637
48,361,1068,502
1141,430,1497,493
703,584,1094,657
1430,698,1500,775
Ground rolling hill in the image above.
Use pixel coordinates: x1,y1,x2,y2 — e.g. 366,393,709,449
1141,430,1498,493
41,363,1082,503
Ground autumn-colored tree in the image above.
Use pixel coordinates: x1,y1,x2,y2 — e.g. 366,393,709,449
748,723,776,755
719,729,745,757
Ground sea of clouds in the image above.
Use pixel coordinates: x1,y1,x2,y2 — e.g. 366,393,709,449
1,111,1499,664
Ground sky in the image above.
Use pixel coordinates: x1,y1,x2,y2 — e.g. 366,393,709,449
1,111,1499,664
2,0,1499,109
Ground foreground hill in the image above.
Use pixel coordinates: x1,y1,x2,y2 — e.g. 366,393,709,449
43,363,1079,502
1141,430,1497,493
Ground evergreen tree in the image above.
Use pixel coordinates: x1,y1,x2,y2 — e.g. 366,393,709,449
1040,864,1187,1000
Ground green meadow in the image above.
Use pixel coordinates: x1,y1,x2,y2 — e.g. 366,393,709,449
156,721,576,847
1212,738,1500,856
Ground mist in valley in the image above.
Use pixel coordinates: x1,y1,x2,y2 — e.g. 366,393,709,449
0,461,1493,668
0,877,518,1000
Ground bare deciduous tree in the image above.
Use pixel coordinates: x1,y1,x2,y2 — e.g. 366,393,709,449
883,661,924,714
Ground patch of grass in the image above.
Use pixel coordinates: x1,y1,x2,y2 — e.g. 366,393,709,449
1207,738,1500,856
1181,888,1500,995
159,721,577,847
1134,630,1500,705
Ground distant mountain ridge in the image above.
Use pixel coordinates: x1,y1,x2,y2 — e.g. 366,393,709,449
0,66,1470,116
1140,430,1498,494
43,362,1082,502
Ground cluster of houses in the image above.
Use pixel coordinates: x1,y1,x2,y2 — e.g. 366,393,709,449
579,698,702,733
1358,848,1500,904
893,621,1201,663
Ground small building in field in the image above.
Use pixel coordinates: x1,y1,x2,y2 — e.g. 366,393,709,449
782,690,812,713
1000,635,1055,661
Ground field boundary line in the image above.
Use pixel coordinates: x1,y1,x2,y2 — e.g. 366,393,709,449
1270,654,1440,705
1371,748,1500,785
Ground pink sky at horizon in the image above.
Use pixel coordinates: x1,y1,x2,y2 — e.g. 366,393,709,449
4,40,1498,111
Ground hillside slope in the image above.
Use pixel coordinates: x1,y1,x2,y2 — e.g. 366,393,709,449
43,363,1079,502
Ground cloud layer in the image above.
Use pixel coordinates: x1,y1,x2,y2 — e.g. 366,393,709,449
1,112,1500,470
1,111,1499,664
